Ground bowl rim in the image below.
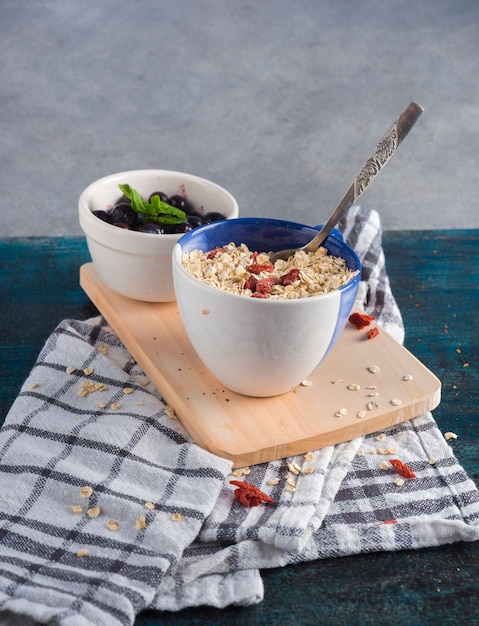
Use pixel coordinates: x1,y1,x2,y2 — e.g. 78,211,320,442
173,216,362,305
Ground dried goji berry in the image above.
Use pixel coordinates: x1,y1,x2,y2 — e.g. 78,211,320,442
367,327,380,339
244,275,258,292
230,480,274,507
206,247,226,259
349,312,376,330
246,263,274,274
390,459,416,479
279,268,301,285
256,277,277,295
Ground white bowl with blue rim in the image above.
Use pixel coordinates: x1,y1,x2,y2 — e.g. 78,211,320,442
172,217,361,397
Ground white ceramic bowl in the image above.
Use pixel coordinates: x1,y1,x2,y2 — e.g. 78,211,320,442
78,169,239,302
172,217,362,397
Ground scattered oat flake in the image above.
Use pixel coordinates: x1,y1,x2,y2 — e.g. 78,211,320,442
87,506,101,518
268,477,280,486
429,458,436,465
165,405,177,419
375,433,386,441
172,513,183,522
141,379,150,386
402,374,413,381
110,402,122,410
76,549,89,557
135,516,147,530
331,379,343,384
368,365,381,374
79,486,93,498
388,446,398,454
66,366,75,374
347,384,361,391
357,410,367,418
232,469,244,477
444,431,458,440
356,448,365,456
395,478,405,487
390,398,402,406
367,401,380,411
95,402,107,408
98,345,109,355
107,520,120,531
302,466,314,474
28,382,39,389
301,379,313,386
144,502,155,510
288,462,301,475
77,381,108,397
71,505,83,515
379,461,390,470
335,408,348,417
123,387,134,395
83,367,94,376
304,452,314,461
366,385,377,390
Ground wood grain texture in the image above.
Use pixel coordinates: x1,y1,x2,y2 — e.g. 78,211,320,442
80,262,440,467
1,232,478,626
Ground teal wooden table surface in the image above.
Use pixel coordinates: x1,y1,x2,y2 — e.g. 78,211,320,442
1,231,478,625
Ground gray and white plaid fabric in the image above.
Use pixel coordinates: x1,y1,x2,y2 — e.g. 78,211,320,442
1,207,478,624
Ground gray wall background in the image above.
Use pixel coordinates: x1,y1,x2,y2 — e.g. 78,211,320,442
1,0,478,236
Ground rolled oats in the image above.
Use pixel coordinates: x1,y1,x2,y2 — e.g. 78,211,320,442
181,243,358,299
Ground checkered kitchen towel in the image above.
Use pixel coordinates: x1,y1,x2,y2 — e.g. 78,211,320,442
1,206,478,624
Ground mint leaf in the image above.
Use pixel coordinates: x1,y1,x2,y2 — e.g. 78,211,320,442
118,183,187,224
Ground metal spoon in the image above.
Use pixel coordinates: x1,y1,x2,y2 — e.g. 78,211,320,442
269,102,424,263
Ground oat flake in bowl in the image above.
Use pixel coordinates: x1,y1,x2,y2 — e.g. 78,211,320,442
181,242,358,299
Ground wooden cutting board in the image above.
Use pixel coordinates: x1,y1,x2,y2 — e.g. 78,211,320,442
80,263,441,467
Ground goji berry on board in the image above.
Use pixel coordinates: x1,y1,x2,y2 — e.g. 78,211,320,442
367,327,380,340
349,312,376,330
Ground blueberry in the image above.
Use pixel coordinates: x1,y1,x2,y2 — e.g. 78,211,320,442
138,223,162,234
168,194,195,214
202,211,226,223
160,222,190,234
187,215,203,228
110,203,138,227
92,210,113,224
149,191,170,203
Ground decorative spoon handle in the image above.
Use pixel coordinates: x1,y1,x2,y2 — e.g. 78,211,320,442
301,102,423,254
353,101,424,199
